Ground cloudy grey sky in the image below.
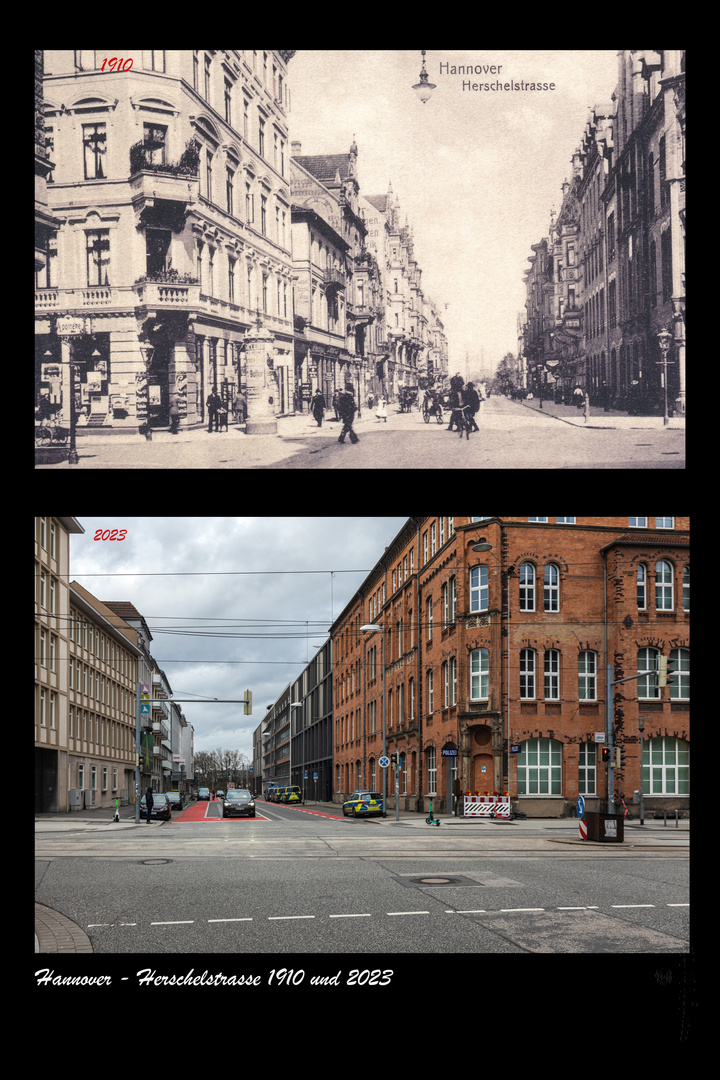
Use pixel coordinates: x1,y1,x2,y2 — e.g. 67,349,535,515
70,517,407,758
290,50,619,376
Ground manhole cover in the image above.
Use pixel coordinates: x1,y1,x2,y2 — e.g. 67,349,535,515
138,859,173,865
413,877,456,884
393,873,483,889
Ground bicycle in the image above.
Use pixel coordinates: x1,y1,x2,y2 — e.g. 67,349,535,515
35,420,69,445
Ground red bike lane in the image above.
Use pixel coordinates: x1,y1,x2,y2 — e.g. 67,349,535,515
171,798,269,823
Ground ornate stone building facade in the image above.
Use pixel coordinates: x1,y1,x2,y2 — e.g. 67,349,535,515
35,50,295,429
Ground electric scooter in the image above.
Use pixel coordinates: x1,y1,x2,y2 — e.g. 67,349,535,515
425,798,441,826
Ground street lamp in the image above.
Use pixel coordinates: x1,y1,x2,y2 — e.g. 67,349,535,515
412,50,436,103
290,702,304,801
656,327,674,426
360,624,387,817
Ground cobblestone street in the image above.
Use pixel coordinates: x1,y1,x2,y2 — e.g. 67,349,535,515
35,396,684,470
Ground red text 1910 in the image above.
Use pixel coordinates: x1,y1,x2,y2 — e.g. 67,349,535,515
94,529,127,541
100,57,133,72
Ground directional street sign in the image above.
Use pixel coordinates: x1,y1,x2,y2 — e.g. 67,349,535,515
577,795,585,818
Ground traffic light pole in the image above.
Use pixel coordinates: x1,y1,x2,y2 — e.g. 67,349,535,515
135,688,252,823
605,664,671,813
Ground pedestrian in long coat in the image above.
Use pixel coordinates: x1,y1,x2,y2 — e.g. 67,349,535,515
337,386,359,443
375,397,387,422
206,389,222,432
463,382,481,432
145,787,154,824
311,390,325,427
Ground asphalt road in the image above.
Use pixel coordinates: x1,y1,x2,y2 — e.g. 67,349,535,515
35,800,689,957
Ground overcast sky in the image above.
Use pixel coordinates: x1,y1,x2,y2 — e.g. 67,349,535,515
290,50,619,376
70,517,407,758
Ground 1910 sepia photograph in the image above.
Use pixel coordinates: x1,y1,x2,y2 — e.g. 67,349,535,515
34,50,686,470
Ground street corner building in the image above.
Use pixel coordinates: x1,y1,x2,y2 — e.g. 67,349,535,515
329,517,689,819
35,50,295,431
34,50,449,436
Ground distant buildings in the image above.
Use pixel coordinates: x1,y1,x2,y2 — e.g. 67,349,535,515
522,50,685,416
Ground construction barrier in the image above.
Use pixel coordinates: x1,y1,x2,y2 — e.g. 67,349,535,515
464,795,511,818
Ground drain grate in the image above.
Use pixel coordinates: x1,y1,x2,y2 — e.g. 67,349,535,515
138,859,173,865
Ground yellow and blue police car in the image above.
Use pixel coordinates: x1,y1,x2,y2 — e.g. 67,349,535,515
278,785,302,804
342,790,384,817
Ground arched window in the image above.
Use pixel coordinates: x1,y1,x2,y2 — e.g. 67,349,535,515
670,647,689,700
655,560,674,610
544,563,560,611
544,649,560,700
638,647,660,699
519,562,535,611
637,563,647,609
470,565,489,612
470,648,489,700
520,648,536,699
578,651,597,700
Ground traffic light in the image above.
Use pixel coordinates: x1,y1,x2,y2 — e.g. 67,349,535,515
601,746,611,764
244,690,252,715
657,655,676,689
390,752,399,768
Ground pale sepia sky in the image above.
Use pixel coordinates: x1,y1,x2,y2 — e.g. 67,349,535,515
289,50,619,377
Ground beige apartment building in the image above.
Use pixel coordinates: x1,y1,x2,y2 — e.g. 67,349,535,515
35,516,84,812
66,582,141,811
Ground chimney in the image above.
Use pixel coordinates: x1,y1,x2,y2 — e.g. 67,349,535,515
291,140,302,155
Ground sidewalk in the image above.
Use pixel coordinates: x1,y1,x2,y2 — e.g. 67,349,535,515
292,798,689,844
518,397,686,430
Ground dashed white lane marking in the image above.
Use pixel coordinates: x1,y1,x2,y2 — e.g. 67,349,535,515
208,917,253,922
88,902,688,930
268,915,315,920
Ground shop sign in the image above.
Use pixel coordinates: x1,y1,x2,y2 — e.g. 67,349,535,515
57,316,85,336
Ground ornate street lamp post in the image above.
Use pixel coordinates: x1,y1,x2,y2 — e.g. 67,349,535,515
656,327,674,426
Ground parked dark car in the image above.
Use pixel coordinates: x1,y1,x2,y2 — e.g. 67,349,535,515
166,791,183,811
222,789,256,818
197,787,211,801
140,791,172,821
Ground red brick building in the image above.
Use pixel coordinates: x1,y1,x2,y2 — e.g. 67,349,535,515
330,517,689,818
